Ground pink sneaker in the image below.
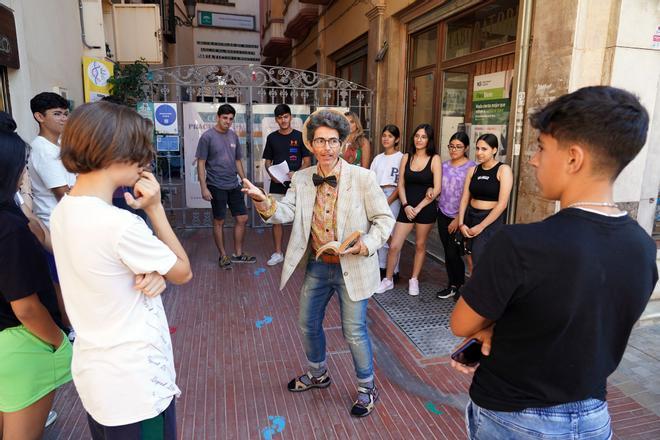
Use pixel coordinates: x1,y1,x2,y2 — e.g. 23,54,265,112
375,278,394,293
408,278,419,296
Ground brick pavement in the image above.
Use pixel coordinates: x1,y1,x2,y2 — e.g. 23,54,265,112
44,227,660,439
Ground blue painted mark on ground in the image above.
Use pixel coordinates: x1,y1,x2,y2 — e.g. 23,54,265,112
254,267,266,276
425,402,443,415
255,315,273,329
256,228,265,234
262,415,285,439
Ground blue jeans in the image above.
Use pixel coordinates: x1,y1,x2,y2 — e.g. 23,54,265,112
298,260,373,383
466,398,612,439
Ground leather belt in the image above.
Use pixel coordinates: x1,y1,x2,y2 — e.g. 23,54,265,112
317,254,340,264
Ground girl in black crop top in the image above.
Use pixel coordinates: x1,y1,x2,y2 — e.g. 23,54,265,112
457,134,513,270
376,123,442,297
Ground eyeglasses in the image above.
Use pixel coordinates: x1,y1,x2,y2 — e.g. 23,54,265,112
448,144,466,151
312,137,341,148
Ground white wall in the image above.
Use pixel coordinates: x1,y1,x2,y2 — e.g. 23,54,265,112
0,0,105,142
609,0,660,232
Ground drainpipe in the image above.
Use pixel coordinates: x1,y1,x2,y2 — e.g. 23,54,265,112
507,0,533,224
78,0,102,50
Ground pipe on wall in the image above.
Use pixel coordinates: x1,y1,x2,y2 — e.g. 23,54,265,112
507,0,534,224
78,0,102,50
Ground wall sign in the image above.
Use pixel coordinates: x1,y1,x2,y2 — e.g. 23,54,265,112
154,103,178,134
198,11,256,31
0,5,19,68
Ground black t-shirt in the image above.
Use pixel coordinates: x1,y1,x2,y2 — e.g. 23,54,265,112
262,129,309,194
0,203,63,332
461,208,658,412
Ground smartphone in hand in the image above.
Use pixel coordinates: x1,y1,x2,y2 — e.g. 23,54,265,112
451,338,483,366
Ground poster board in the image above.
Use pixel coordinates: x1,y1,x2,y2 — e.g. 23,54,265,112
182,103,247,208
251,104,310,193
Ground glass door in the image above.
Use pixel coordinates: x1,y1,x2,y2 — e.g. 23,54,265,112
439,71,469,161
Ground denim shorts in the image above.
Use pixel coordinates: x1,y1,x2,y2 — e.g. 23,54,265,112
466,398,612,439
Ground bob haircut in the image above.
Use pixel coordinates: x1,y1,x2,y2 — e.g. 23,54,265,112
60,102,154,174
407,123,436,156
0,112,27,205
382,124,401,146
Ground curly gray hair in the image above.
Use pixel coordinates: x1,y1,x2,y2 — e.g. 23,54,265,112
305,110,351,144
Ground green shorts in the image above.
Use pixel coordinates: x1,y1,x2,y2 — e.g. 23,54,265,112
0,325,72,412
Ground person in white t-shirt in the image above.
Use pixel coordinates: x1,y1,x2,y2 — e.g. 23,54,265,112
28,92,75,229
50,101,192,439
27,92,75,342
370,125,403,282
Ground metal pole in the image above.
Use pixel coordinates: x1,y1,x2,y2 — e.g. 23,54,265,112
507,0,534,224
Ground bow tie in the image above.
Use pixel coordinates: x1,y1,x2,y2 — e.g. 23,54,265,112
312,173,337,188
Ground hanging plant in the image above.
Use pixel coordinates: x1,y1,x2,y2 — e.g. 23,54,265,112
107,59,150,106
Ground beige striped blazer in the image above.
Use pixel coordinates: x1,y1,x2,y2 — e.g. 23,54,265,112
264,160,395,301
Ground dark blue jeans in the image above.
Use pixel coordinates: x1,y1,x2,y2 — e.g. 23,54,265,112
298,260,373,383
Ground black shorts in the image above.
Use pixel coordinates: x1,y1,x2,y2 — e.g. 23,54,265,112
87,397,176,440
208,185,247,220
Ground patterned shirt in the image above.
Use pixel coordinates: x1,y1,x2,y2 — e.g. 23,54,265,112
438,159,475,218
311,160,342,253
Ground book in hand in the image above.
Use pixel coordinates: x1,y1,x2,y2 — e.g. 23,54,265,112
315,230,362,259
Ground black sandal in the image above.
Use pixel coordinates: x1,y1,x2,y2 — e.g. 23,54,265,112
287,371,331,392
350,385,379,417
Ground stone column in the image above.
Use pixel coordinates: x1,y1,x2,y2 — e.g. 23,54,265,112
366,3,386,148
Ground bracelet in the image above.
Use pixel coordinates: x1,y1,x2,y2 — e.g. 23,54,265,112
402,203,409,209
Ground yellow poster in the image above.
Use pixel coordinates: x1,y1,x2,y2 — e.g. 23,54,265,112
82,57,114,102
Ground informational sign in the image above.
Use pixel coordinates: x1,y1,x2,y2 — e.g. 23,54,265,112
154,103,178,134
82,56,114,102
251,104,310,193
472,71,513,159
156,135,180,152
136,102,154,122
198,11,256,31
182,103,246,209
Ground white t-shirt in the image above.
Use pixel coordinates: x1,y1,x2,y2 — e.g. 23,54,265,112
50,195,179,426
370,151,403,186
28,136,76,228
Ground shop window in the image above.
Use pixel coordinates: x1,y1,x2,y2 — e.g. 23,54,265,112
411,27,437,70
445,0,518,60
0,67,10,113
408,73,435,135
439,71,469,160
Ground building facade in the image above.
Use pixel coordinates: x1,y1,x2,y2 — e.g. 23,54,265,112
260,0,660,236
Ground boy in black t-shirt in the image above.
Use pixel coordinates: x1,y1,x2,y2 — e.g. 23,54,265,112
262,104,310,266
449,86,658,439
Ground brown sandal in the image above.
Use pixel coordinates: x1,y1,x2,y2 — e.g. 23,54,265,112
286,371,331,392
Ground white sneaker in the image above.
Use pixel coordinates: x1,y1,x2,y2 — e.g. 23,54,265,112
408,278,420,296
45,410,57,428
375,278,394,294
267,253,284,266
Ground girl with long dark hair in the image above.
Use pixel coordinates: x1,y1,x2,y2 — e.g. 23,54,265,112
436,132,475,299
0,112,72,438
376,123,442,296
457,133,513,269
370,124,404,280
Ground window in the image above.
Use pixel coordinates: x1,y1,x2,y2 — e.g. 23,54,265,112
445,0,518,60
411,27,437,70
